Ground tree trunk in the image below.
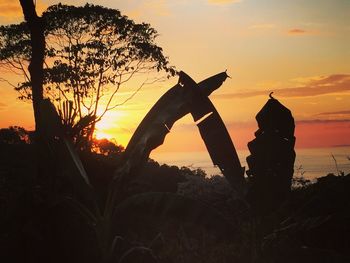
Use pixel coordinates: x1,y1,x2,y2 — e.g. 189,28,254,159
19,0,45,133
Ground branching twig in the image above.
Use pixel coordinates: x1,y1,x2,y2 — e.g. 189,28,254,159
0,77,17,88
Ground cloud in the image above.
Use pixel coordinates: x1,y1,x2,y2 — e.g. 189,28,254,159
288,28,307,35
213,74,350,99
0,102,7,110
224,119,350,127
208,0,242,5
316,110,350,117
296,119,350,124
221,119,350,129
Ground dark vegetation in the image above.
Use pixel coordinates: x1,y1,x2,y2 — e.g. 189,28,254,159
1,2,349,263
246,93,296,216
0,128,349,263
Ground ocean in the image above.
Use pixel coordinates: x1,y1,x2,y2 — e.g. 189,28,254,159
150,146,350,180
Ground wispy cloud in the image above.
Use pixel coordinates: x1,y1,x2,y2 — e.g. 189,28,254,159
208,0,242,5
316,110,350,117
284,28,325,37
176,118,350,133
214,74,350,99
221,119,350,128
297,119,350,124
0,102,7,110
288,28,307,35
286,28,319,36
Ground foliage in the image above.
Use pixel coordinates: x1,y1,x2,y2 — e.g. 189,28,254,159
0,3,176,141
57,99,96,147
179,166,207,178
178,174,233,202
292,176,311,189
23,99,235,263
0,126,31,144
92,138,124,157
2,134,350,262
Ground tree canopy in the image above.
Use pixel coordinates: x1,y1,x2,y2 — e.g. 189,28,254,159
0,3,176,142
0,126,31,144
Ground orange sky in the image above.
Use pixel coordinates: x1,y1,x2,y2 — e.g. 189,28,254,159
0,0,349,153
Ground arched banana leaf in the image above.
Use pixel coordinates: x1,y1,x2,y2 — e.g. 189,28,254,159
122,71,229,171
117,71,246,197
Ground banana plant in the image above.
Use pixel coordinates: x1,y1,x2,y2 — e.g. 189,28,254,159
38,71,244,262
112,71,246,200
57,100,96,148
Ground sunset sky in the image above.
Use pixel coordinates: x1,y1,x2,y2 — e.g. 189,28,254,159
0,0,349,154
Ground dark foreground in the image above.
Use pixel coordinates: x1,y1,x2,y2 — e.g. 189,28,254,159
1,144,349,263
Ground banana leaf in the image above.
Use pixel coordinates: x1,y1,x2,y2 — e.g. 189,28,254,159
180,72,246,196
119,71,246,196
39,99,94,200
119,71,229,174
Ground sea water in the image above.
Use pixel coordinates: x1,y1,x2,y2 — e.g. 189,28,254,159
151,146,350,180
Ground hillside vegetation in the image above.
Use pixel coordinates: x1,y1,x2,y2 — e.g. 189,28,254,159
1,141,349,263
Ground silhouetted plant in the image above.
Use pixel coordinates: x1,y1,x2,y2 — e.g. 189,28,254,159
331,154,346,176
292,165,311,189
0,126,31,145
292,176,311,189
0,3,176,142
92,138,124,157
36,98,238,263
56,99,97,148
246,93,296,215
17,0,45,132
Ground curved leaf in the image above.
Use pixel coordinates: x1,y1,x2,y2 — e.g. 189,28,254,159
39,99,94,200
119,72,229,177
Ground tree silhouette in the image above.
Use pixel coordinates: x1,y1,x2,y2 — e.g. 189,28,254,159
92,138,124,156
0,126,29,144
17,0,45,133
0,3,175,141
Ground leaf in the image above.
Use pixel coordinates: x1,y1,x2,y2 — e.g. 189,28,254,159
122,72,229,173
39,99,94,200
61,138,92,187
120,72,246,197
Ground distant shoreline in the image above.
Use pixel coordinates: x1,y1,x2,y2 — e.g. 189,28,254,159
151,146,350,180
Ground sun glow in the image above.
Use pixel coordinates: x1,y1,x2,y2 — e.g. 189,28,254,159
93,109,130,146
94,130,113,140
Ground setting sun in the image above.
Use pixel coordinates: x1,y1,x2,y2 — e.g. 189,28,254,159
94,110,128,142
